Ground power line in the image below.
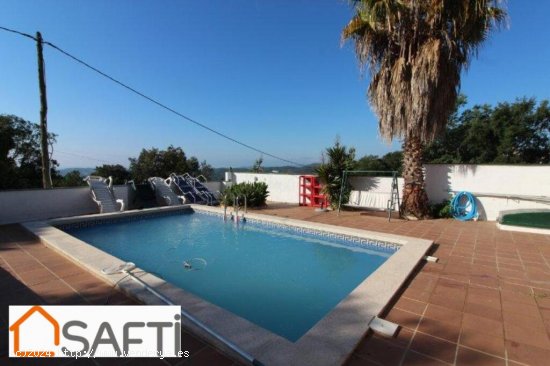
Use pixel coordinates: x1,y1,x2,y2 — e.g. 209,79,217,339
0,26,36,40
0,25,305,167
56,150,119,164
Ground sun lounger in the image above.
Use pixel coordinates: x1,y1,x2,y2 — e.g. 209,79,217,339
167,173,204,204
181,173,219,205
84,176,125,213
148,177,184,206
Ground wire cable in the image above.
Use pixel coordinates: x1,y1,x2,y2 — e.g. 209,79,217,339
0,26,36,40
56,150,123,164
0,25,305,167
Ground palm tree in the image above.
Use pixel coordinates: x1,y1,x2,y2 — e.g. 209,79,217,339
342,0,505,218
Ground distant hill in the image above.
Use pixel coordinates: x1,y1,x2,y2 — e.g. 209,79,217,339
59,167,95,177
59,164,320,180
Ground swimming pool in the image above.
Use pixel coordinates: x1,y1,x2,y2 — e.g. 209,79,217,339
27,205,432,365
61,210,396,341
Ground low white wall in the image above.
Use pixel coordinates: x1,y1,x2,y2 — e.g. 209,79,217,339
0,186,129,225
349,176,405,211
230,173,402,209
425,164,550,220
232,166,550,221
1,166,546,224
231,173,301,203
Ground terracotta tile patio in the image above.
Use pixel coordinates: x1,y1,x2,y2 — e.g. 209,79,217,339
2,204,550,365
251,205,550,366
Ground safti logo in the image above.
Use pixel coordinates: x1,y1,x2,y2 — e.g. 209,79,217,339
9,306,59,357
9,305,186,358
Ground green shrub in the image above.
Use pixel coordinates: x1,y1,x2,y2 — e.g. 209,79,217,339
221,182,269,208
430,200,453,218
315,140,356,209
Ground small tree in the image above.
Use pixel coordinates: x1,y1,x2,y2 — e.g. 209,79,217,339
93,164,130,184
128,146,201,183
0,114,60,190
199,160,214,180
60,170,86,187
316,140,356,209
252,157,264,173
356,155,388,172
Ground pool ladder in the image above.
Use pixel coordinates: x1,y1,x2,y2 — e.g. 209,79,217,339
224,195,247,223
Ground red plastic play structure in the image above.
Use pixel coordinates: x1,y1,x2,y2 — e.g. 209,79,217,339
299,175,328,208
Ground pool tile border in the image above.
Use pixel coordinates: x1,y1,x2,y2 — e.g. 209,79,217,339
54,206,193,230
195,209,400,252
23,205,433,366
55,205,400,253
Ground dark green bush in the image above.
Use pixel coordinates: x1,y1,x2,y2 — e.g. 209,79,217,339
315,140,356,209
430,200,453,218
221,182,269,208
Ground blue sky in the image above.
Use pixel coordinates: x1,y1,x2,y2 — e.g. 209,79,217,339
1,1,549,169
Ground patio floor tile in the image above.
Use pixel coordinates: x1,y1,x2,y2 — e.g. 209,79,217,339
4,206,550,366
459,327,505,357
505,340,550,366
354,334,407,365
455,347,505,366
461,313,504,338
417,317,461,343
409,333,457,364
401,350,449,365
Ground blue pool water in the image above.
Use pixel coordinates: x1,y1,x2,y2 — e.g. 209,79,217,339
63,212,396,341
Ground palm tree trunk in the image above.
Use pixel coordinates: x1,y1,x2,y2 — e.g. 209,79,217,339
401,135,430,219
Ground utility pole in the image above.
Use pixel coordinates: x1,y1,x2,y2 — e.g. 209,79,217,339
36,31,52,188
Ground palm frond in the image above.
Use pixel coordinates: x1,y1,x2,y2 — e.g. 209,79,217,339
342,0,506,142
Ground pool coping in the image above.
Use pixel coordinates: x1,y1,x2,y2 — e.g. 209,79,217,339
497,222,550,235
497,209,550,235
23,205,433,366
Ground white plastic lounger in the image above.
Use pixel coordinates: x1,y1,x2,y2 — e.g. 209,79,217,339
84,176,125,213
148,177,184,206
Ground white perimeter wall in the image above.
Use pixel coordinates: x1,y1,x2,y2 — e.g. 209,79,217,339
348,176,405,212
231,173,301,203
1,166,548,224
230,173,401,207
233,166,550,220
0,186,129,225
425,164,550,220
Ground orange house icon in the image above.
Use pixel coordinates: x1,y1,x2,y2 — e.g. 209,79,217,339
9,305,60,357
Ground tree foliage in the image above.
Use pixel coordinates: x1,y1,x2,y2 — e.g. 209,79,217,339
342,0,505,218
252,157,264,173
199,160,214,180
0,114,60,189
58,170,86,187
342,0,505,143
425,98,550,164
316,140,356,209
93,164,131,185
356,151,403,175
128,146,202,183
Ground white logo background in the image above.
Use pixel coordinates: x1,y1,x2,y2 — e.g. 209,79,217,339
9,305,182,358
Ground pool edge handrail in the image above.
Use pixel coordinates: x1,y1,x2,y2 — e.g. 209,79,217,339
121,268,263,366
